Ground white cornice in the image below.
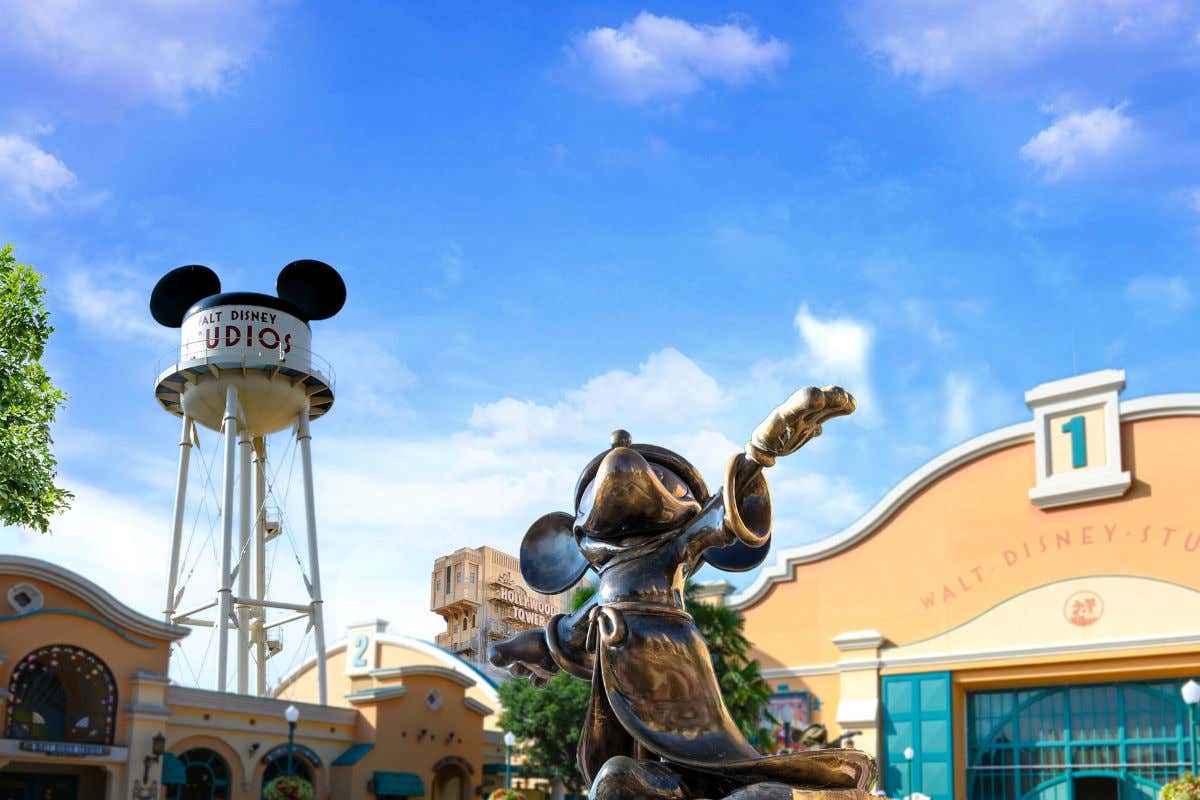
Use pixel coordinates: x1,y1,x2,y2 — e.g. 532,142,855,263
729,393,1200,610
464,697,494,717
370,665,475,688
0,555,189,641
760,630,1200,679
166,685,357,725
832,630,885,652
273,631,501,709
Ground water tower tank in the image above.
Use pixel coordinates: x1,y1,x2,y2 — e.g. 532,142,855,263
152,260,343,435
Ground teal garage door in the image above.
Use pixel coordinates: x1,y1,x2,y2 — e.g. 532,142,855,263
883,671,954,800
968,679,1195,800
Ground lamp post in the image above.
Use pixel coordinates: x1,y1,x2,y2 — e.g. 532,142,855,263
504,731,516,790
1182,680,1200,775
903,746,915,799
284,704,300,777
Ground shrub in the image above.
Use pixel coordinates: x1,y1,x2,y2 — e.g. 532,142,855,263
264,775,315,800
1163,773,1200,800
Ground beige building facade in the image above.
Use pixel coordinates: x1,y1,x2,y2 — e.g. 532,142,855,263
0,558,502,800
430,547,569,667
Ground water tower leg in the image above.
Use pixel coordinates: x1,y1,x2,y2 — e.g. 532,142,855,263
164,414,193,622
296,403,328,706
253,436,268,697
217,385,240,693
237,429,252,695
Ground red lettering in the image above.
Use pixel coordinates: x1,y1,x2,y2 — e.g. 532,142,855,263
971,565,984,583
942,585,956,602
1164,527,1176,546
920,593,935,609
1080,526,1093,545
1104,524,1117,542
958,575,972,592
283,333,292,354
224,325,241,347
1186,533,1200,553
1056,530,1071,548
1003,550,1018,566
206,327,220,348
259,328,280,349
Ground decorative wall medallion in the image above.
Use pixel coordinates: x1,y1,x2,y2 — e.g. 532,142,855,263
1064,590,1104,627
425,688,443,710
6,582,44,614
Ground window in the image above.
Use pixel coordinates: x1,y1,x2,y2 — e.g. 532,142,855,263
462,618,468,631
470,568,476,584
455,567,462,584
436,579,442,593
4,644,117,744
167,748,230,800
445,566,450,588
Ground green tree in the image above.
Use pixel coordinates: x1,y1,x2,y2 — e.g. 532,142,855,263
569,580,774,749
498,671,591,793
0,245,71,532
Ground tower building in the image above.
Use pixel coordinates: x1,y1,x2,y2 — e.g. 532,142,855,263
430,546,571,666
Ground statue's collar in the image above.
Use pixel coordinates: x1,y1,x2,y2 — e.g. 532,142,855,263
578,528,678,569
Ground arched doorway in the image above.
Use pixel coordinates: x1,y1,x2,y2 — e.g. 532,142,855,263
3,644,117,744
431,760,470,800
1073,775,1120,800
167,748,231,800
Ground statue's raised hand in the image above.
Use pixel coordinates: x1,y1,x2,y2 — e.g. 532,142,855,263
746,386,855,467
487,628,560,688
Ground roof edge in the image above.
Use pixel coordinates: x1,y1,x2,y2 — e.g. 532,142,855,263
0,555,189,642
728,392,1200,610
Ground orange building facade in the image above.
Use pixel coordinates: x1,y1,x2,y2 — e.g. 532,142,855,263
730,370,1200,800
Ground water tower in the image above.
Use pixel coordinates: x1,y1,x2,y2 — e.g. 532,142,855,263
150,260,345,704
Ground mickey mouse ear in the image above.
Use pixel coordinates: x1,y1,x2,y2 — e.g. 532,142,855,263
150,265,221,327
520,512,589,595
277,259,346,321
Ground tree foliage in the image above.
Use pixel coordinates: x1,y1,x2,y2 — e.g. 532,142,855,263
0,245,71,532
569,580,774,749
498,671,591,793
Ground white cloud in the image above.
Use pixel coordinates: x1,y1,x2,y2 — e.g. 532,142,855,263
944,373,974,444
568,12,789,103
0,135,76,211
853,0,1195,91
1182,188,1200,214
1019,105,1136,180
791,306,877,425
1124,274,1193,317
13,341,876,689
63,271,176,346
4,0,272,115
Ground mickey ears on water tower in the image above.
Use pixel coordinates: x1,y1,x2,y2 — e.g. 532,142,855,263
150,265,222,327
277,259,346,321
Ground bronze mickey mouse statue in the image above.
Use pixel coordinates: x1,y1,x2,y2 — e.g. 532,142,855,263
488,386,876,800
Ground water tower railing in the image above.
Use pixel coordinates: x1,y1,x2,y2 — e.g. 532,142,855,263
155,340,336,391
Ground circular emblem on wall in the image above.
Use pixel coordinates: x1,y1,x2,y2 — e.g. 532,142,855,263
6,582,44,614
425,688,443,710
1064,590,1104,627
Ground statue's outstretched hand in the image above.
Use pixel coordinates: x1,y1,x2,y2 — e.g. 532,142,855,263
747,385,856,467
487,628,560,688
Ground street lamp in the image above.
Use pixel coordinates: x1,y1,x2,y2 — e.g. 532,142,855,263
903,746,915,799
284,704,300,777
504,731,516,790
1182,680,1200,775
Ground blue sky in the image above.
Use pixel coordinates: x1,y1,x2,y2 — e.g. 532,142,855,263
1,1,1198,689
